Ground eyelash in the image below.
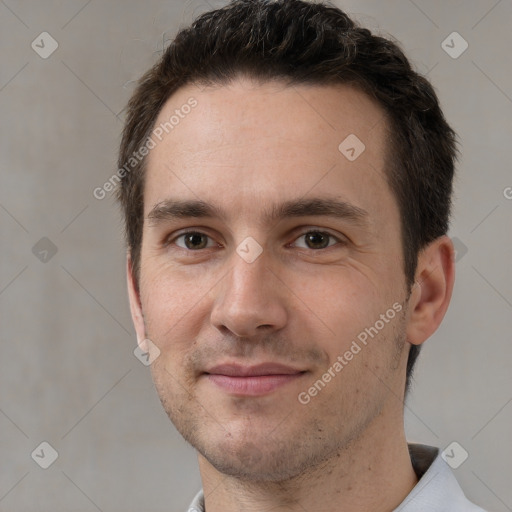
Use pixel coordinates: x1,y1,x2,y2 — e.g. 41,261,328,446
165,229,345,252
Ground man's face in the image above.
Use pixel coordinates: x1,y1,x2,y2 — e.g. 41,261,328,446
129,79,412,481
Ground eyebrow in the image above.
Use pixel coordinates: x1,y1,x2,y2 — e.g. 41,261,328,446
147,197,369,228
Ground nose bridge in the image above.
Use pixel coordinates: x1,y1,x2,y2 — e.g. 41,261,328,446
230,247,269,301
210,246,288,337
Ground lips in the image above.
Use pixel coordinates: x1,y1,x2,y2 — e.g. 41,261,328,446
205,362,304,377
203,363,307,396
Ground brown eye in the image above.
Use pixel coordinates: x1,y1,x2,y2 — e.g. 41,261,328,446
293,230,340,250
305,232,330,249
174,232,213,250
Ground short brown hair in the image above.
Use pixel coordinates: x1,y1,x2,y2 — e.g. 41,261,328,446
117,0,458,394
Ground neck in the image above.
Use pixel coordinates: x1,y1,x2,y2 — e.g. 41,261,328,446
197,413,418,512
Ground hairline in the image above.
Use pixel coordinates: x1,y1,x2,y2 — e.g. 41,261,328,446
131,75,414,287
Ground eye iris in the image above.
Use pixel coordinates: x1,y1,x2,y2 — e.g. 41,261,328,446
181,232,332,250
185,232,207,250
306,232,329,249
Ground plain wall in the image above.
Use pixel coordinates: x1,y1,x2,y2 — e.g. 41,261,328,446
1,1,511,511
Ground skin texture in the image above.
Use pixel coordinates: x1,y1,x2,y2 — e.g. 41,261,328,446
127,78,455,512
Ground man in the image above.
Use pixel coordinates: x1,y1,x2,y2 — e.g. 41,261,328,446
116,1,487,510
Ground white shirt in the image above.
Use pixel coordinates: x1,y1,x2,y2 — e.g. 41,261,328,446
186,444,487,511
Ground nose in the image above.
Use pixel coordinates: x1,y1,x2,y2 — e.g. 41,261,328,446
210,249,288,339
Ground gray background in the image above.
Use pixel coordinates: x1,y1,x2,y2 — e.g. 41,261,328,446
1,0,511,511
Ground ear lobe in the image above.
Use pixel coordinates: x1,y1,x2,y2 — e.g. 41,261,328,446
406,236,455,346
126,252,147,348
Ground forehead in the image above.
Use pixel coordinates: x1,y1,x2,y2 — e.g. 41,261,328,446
144,78,394,226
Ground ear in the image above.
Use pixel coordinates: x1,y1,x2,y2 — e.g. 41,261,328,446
406,235,455,346
127,252,148,353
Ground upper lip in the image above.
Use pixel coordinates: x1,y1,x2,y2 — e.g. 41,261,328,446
204,363,305,377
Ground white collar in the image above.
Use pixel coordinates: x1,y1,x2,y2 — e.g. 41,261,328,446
186,444,486,511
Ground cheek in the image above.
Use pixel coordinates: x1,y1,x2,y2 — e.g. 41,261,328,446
139,265,213,351
292,266,379,332
294,266,403,366
138,243,404,362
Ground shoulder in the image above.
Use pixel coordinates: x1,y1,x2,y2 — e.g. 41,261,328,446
397,443,488,512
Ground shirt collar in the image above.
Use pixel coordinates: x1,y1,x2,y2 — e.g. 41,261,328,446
186,444,485,512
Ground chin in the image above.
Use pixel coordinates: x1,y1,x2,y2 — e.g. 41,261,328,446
194,432,333,483
202,449,305,482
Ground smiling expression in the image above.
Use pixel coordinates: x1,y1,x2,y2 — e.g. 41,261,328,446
128,78,413,481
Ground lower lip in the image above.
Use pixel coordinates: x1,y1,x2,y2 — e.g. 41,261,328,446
205,373,305,396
